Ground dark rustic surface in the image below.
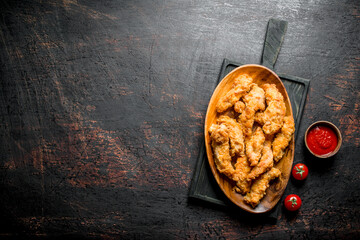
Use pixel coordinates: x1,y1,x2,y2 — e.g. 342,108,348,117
0,0,359,239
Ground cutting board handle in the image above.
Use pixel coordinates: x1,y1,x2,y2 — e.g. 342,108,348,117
261,19,288,70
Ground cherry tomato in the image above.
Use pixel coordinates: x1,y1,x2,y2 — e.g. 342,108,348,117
284,194,302,211
292,163,308,180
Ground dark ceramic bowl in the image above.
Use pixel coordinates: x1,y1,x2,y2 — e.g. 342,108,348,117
304,121,342,158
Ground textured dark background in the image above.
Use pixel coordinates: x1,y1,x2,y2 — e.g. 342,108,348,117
0,0,359,239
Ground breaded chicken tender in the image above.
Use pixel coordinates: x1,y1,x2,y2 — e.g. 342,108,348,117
209,124,228,143
234,100,245,113
272,116,295,162
234,155,251,194
217,115,245,157
255,84,286,135
245,126,266,166
209,124,238,181
216,74,253,113
247,139,274,180
244,167,281,208
240,84,266,136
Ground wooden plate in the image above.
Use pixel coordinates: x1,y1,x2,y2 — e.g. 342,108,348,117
204,64,294,213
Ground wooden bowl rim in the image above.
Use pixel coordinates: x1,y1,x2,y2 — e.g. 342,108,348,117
204,64,294,214
304,120,342,158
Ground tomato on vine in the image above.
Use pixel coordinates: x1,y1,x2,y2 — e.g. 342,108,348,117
284,194,302,211
292,163,308,180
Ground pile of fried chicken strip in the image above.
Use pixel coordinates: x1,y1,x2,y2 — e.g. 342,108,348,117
209,74,295,208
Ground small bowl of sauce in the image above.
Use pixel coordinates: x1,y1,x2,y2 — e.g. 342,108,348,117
305,121,342,158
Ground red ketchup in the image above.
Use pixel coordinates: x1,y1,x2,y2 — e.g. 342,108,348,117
306,125,338,155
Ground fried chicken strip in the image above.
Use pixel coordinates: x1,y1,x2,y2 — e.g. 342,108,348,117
245,126,266,166
272,116,295,162
244,167,281,208
209,124,238,181
217,115,245,157
216,74,253,113
247,139,274,180
240,84,266,136
255,84,286,135
234,155,251,194
234,100,245,113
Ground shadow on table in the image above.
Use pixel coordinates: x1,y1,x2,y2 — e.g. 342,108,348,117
187,196,281,225
302,141,336,172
